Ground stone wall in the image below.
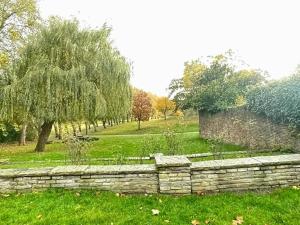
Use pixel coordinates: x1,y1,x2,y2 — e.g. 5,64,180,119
0,165,158,194
0,154,300,194
199,109,300,151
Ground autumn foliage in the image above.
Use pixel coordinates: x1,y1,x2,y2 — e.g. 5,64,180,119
156,97,176,120
132,90,152,129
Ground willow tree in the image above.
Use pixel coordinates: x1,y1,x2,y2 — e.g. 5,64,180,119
0,18,131,152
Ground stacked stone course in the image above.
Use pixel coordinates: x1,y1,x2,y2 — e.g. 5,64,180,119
0,154,299,194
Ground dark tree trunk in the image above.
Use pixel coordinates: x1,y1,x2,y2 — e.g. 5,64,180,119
19,123,27,146
71,122,76,136
138,120,141,130
78,123,82,133
103,120,106,129
35,121,54,152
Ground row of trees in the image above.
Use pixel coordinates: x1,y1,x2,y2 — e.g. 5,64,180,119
0,1,132,151
132,89,176,129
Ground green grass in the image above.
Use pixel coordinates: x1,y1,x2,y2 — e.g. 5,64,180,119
0,188,299,224
95,116,199,135
0,132,244,169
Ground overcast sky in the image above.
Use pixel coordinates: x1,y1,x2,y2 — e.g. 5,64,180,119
38,0,300,95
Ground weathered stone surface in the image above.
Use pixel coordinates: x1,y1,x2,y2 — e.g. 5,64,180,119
155,155,191,168
0,155,300,194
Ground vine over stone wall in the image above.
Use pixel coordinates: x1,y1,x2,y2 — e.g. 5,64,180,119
199,108,300,152
0,154,300,194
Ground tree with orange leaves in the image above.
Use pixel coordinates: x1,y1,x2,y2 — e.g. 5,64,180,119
132,90,152,130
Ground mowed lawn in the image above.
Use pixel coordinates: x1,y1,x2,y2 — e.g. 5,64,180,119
0,188,299,225
0,117,245,168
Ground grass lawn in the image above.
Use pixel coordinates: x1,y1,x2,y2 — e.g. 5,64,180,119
2,116,285,169
0,132,245,168
0,188,299,225
95,116,200,135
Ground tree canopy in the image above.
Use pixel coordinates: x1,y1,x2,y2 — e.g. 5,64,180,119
247,72,300,129
0,0,39,68
169,52,265,113
132,90,152,130
0,18,132,151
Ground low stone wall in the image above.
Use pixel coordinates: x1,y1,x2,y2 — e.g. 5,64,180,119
0,154,300,194
191,154,300,193
199,109,300,151
0,165,158,194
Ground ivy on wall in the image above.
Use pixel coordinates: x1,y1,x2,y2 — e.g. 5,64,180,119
246,73,300,129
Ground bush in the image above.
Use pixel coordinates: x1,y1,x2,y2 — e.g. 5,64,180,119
64,136,90,165
0,122,20,143
247,73,300,129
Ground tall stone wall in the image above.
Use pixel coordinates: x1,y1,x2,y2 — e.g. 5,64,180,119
199,109,300,151
0,154,300,194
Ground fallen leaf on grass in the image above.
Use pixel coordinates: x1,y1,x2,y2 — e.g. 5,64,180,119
191,219,200,225
164,219,170,223
152,209,160,215
75,192,80,197
205,219,210,224
36,214,43,220
232,216,244,225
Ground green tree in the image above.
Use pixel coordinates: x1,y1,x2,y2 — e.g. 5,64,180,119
0,18,131,152
171,52,265,113
0,0,39,67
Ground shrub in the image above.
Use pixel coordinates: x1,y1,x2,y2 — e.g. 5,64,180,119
247,73,300,129
64,136,90,165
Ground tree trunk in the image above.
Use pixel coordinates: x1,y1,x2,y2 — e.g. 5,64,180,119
85,122,88,135
93,122,97,132
78,123,82,133
54,123,59,139
71,122,76,136
103,120,106,129
19,123,27,146
138,120,141,130
35,121,54,152
58,123,63,140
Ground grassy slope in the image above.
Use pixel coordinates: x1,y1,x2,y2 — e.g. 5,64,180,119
95,116,199,135
0,117,245,168
0,188,299,225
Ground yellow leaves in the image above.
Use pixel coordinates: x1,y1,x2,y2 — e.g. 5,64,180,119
191,219,200,225
151,209,160,215
9,28,21,41
155,96,176,116
232,216,244,225
36,214,43,220
0,53,9,68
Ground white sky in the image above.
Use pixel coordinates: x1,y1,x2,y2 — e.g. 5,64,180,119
38,0,300,95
